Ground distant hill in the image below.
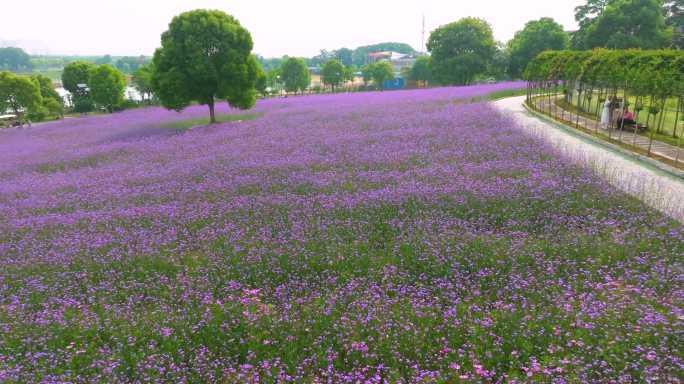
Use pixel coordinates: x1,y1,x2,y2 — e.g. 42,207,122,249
298,42,417,68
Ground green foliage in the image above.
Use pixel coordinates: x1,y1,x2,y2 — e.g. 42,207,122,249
62,61,95,95
573,0,672,49
255,67,268,97
28,74,64,120
487,45,511,80
95,55,113,65
0,71,42,122
88,65,127,113
524,49,684,99
132,65,154,103
280,57,310,94
0,47,32,71
665,0,684,47
508,18,569,78
321,60,345,91
336,48,354,66
343,65,356,83
369,61,395,89
31,74,61,103
114,56,150,74
409,56,433,84
427,17,497,85
361,65,373,86
151,9,259,123
256,55,285,72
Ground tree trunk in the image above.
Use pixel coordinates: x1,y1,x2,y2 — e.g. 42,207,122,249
656,97,666,135
647,96,656,155
673,97,682,139
208,97,216,124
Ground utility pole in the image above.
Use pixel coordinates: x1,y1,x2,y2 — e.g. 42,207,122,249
421,14,426,53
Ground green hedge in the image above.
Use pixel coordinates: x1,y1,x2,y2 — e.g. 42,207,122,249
524,49,684,97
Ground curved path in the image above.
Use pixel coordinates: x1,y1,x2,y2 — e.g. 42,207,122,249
495,96,684,223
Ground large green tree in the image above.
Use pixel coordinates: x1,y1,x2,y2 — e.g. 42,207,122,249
255,68,268,97
665,0,684,47
88,65,127,113
29,74,64,120
573,0,672,49
361,64,373,86
409,56,433,85
132,65,154,103
62,61,95,95
115,56,149,74
151,9,259,123
321,60,345,92
508,18,569,78
336,48,354,67
62,61,96,112
427,18,497,85
0,47,32,72
280,57,310,94
370,61,395,90
0,72,42,126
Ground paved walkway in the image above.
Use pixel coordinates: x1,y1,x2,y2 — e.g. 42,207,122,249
532,96,684,165
495,96,684,223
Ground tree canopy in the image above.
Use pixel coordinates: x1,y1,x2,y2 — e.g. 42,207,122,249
524,49,684,100
308,43,416,67
427,18,497,85
508,18,569,78
29,74,64,120
361,65,373,86
151,9,259,123
0,47,32,72
572,0,672,49
62,61,95,95
132,65,154,103
409,56,433,84
280,57,310,94
255,67,268,97
665,0,684,47
0,71,42,125
321,60,345,92
369,61,395,90
115,56,150,74
89,65,127,113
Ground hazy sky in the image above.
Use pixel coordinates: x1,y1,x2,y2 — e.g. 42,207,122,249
1,0,584,57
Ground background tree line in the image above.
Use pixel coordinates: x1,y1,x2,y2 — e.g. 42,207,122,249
3,0,683,127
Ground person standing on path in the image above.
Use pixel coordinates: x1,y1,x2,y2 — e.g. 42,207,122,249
601,98,611,128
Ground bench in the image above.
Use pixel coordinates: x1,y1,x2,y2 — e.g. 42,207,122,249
618,123,648,133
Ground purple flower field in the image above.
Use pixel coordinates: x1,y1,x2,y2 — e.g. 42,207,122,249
0,83,683,383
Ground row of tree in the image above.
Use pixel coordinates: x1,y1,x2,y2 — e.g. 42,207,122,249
524,49,683,99
61,61,128,113
524,49,684,136
2,60,153,124
399,0,682,86
263,57,396,95
0,72,63,125
572,0,681,50
0,47,32,72
258,42,417,71
0,47,152,75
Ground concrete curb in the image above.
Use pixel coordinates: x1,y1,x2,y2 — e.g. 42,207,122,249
522,101,684,181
